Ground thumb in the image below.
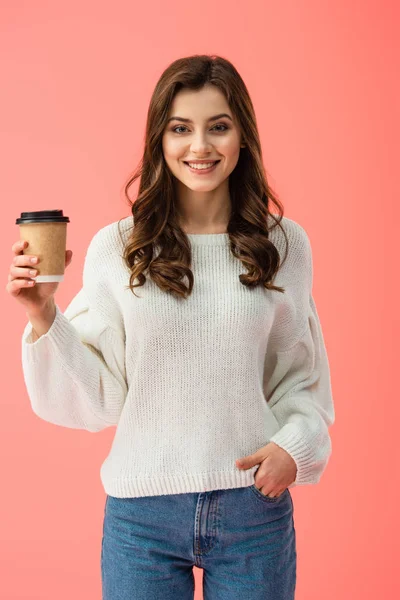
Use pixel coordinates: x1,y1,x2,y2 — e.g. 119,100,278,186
236,451,264,470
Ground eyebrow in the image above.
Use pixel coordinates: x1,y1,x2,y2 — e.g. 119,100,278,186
166,113,233,124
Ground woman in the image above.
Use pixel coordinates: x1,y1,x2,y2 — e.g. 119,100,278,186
9,54,335,599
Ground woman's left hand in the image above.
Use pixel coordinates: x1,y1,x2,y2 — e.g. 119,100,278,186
236,441,297,498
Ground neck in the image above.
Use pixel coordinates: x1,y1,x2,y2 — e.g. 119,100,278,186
174,179,231,233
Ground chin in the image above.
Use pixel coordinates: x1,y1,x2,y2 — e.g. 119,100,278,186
184,181,223,192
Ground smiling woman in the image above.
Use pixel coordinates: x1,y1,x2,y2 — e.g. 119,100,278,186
19,54,334,600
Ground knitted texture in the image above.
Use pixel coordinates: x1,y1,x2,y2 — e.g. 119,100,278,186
21,215,335,498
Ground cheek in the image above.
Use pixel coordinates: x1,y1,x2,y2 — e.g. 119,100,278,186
163,137,184,160
217,137,241,159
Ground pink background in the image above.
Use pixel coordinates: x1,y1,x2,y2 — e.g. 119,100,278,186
1,1,398,598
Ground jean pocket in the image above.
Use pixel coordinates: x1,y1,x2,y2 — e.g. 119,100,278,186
250,484,289,503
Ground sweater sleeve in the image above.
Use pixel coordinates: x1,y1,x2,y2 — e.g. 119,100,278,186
20,230,128,433
265,227,335,486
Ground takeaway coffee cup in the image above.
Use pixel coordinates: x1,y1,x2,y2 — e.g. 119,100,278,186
15,210,70,283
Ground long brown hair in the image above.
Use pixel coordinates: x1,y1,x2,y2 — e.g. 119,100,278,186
118,54,289,300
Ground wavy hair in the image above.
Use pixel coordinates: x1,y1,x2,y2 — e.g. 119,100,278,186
118,54,289,300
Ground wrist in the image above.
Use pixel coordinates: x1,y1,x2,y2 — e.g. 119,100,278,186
26,298,56,321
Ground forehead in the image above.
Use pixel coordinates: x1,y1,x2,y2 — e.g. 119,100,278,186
168,85,232,119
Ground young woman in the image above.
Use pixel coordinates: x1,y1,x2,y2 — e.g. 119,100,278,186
10,54,335,599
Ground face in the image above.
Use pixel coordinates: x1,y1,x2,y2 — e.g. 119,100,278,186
162,84,245,193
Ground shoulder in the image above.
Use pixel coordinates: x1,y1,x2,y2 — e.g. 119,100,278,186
268,214,313,290
82,216,134,280
269,213,312,262
82,216,133,291
268,213,310,251
86,215,133,255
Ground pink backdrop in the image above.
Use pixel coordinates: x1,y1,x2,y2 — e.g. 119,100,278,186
1,1,398,598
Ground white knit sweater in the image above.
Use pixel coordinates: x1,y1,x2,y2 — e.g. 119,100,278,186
21,214,335,498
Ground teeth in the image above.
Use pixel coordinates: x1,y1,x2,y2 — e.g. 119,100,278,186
187,162,217,170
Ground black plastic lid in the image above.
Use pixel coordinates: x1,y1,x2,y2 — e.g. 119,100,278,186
16,210,70,225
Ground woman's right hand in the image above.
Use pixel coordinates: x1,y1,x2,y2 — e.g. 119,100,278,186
5,240,73,315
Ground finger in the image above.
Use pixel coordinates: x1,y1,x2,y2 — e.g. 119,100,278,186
12,240,28,254
256,482,279,498
265,490,282,498
6,277,35,294
13,254,38,268
256,484,272,496
10,265,37,280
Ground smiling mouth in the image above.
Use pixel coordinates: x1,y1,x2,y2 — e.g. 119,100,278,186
183,160,221,171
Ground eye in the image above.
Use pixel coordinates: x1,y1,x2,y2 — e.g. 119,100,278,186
171,123,229,134
212,123,228,132
172,125,188,134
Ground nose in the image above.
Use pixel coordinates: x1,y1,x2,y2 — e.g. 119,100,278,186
190,133,213,154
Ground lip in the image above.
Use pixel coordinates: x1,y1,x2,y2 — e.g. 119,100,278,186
183,160,221,175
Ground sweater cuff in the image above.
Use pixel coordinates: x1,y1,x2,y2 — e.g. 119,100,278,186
269,423,324,486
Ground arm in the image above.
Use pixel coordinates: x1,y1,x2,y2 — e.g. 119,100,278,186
21,230,128,433
264,224,335,486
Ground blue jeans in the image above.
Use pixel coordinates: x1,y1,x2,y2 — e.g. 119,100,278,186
101,485,297,599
